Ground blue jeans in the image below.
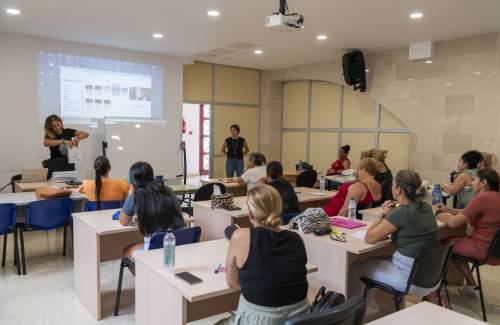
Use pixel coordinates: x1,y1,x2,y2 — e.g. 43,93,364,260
226,158,244,177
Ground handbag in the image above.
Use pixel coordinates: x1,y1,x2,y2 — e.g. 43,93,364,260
211,193,234,209
310,286,345,313
288,208,332,234
35,186,72,200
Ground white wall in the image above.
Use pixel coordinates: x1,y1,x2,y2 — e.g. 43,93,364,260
182,104,201,176
0,32,184,190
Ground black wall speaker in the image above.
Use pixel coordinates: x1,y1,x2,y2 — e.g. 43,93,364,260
342,51,366,92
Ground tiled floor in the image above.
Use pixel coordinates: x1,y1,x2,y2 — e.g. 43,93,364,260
1,229,499,324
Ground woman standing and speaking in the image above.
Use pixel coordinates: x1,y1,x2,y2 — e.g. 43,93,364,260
221,124,249,177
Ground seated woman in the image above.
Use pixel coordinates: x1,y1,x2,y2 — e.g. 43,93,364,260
323,158,381,217
478,151,497,169
264,161,300,215
78,156,129,208
443,150,482,208
230,152,266,190
327,144,351,175
219,184,309,325
350,170,440,296
360,149,393,185
119,162,185,264
436,168,500,296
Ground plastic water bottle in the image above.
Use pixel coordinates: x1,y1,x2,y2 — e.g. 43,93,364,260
348,198,357,220
432,184,442,205
320,176,326,191
163,232,176,272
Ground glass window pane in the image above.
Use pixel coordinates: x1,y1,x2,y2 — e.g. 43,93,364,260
378,133,410,174
310,82,340,128
380,105,406,129
309,132,338,174
342,87,377,128
339,132,375,169
283,81,308,128
281,132,307,171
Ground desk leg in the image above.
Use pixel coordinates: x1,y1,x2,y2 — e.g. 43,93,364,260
136,261,186,325
74,218,101,320
193,206,232,241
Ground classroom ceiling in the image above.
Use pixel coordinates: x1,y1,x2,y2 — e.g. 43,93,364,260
1,0,500,70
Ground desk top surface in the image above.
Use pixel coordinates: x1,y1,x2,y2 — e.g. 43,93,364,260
294,187,336,202
366,302,487,324
72,209,138,235
169,184,199,194
134,239,317,303
0,190,87,206
201,179,245,188
192,196,249,217
15,181,77,191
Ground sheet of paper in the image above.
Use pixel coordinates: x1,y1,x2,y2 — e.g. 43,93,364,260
309,191,327,196
68,146,82,163
351,230,367,239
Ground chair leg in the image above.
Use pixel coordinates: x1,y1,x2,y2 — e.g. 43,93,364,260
2,234,7,267
436,287,443,306
114,261,126,316
19,227,26,275
63,224,67,257
13,229,21,276
475,265,487,322
362,285,370,299
394,295,403,311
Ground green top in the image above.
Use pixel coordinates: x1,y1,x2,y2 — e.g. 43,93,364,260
386,201,440,258
456,168,478,207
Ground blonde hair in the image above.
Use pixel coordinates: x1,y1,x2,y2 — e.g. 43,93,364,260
246,184,283,228
360,148,387,163
358,158,378,176
481,152,497,169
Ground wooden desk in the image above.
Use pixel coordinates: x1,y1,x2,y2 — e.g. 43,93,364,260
73,209,143,320
0,191,87,222
14,181,77,192
169,184,199,195
201,179,247,197
291,216,466,310
324,175,356,184
283,170,323,186
366,301,487,325
192,196,251,241
294,187,336,211
135,239,318,325
193,190,337,241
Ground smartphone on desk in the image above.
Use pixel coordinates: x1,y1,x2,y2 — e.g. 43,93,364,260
225,206,242,211
175,272,203,285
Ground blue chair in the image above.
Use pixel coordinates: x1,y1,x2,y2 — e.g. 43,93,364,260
0,203,20,275
20,198,73,275
282,212,300,225
114,226,202,316
85,200,123,211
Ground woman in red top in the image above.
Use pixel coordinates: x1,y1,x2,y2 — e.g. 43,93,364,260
327,145,351,175
323,158,381,217
436,168,500,296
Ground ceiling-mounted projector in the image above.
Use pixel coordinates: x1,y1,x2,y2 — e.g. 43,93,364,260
265,0,304,31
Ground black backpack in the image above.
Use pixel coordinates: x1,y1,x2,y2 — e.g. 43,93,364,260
310,286,346,313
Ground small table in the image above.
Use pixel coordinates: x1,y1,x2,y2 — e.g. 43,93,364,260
14,181,78,192
73,209,143,320
366,301,487,325
135,239,318,325
201,179,247,197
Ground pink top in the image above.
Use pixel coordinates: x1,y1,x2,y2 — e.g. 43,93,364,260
323,182,375,217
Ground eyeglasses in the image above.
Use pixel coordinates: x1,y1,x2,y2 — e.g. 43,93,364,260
330,230,346,242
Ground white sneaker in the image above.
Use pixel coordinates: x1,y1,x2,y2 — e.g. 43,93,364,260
458,285,480,296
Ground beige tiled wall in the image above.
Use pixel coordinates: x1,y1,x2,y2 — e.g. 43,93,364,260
260,32,500,183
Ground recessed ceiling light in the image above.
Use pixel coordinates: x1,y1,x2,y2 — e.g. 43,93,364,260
444,83,452,87
152,33,163,39
473,71,480,75
365,69,370,73
408,78,414,81
135,124,142,128
316,35,328,40
254,50,263,55
425,60,433,64
111,135,120,141
409,12,423,19
117,146,124,151
6,8,21,15
207,10,220,17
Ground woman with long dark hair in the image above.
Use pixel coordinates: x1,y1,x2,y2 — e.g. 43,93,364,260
43,114,89,160
119,162,185,259
78,156,129,209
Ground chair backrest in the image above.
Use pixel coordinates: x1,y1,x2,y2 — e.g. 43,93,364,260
85,200,123,211
296,170,318,188
0,203,16,235
148,226,202,250
25,198,73,229
406,243,453,291
486,229,500,261
283,296,366,325
11,174,22,193
282,212,300,225
356,202,373,220
193,183,227,201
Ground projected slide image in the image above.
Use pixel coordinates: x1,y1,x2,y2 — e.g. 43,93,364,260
60,66,152,119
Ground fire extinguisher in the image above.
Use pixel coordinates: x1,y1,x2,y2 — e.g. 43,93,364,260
181,118,187,134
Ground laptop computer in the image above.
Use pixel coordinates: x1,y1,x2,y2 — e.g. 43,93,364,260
21,168,48,183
